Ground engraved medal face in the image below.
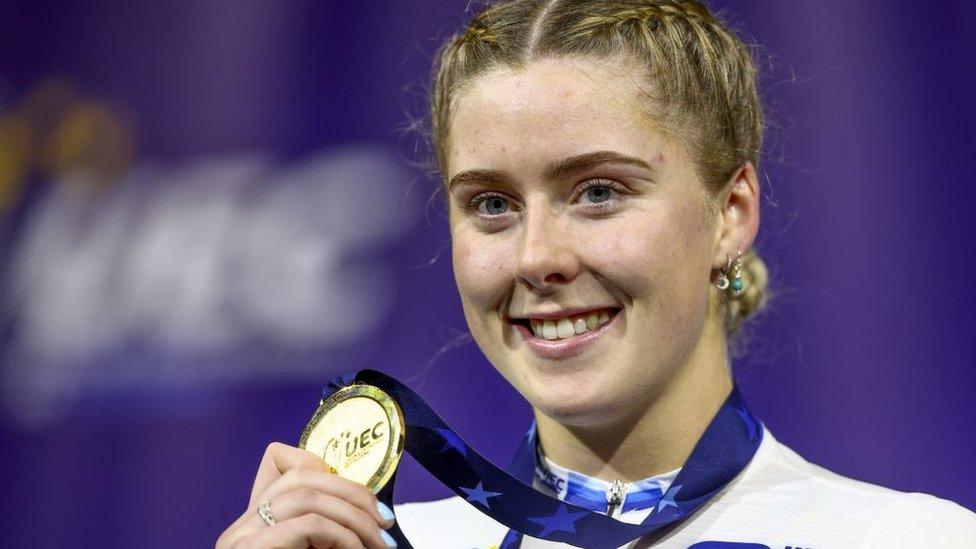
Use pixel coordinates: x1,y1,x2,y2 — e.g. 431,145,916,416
299,384,405,493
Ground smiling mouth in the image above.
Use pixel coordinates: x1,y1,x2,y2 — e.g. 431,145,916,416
510,309,619,341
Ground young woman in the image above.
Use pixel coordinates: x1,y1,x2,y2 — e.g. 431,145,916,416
217,1,976,547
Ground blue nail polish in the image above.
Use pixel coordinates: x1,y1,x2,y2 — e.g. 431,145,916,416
376,501,396,522
380,529,397,548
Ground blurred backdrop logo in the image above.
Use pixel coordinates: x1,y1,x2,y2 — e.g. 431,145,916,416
0,80,420,427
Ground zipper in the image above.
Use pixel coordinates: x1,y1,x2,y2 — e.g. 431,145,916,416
606,479,626,516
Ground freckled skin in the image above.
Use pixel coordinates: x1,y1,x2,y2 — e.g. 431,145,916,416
446,57,728,431
443,56,763,476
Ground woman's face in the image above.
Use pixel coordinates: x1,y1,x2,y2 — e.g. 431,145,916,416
446,57,722,427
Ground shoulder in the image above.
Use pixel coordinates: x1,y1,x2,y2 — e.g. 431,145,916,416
704,426,976,546
394,496,507,548
862,492,976,547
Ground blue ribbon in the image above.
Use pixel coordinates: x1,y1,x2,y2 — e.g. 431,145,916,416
320,370,763,549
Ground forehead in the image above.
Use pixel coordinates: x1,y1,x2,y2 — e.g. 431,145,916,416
447,56,669,176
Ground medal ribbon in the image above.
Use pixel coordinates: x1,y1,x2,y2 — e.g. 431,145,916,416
321,370,763,549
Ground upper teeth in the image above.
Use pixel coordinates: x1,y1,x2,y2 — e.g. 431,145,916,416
529,311,612,340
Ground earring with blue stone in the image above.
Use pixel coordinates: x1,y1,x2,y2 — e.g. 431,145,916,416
730,252,745,296
716,251,745,297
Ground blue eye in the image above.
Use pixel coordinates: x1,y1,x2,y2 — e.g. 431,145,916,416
478,195,510,215
582,184,613,204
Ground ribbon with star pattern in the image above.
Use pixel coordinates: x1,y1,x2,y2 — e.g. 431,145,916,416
321,370,763,548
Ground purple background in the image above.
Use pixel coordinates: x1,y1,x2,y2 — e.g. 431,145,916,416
1,1,974,547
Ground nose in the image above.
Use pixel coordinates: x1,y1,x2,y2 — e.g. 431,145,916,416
514,208,582,291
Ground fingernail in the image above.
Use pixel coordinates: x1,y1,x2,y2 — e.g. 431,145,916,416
380,529,397,547
376,501,396,523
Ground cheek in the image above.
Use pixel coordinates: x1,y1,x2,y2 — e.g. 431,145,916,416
451,230,513,308
586,204,711,311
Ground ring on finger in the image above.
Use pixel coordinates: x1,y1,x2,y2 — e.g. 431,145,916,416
256,500,276,526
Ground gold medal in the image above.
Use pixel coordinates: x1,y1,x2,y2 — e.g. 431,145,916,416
299,384,405,493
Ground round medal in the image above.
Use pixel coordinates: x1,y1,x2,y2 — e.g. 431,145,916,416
299,384,405,493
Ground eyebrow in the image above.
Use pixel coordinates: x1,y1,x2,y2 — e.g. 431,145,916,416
547,150,656,180
447,150,657,190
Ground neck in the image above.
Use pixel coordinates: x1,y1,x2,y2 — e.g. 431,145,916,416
532,318,733,483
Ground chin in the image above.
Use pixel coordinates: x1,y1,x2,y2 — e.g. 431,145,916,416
525,373,624,427
536,398,625,428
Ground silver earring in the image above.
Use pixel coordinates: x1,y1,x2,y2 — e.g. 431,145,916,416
716,250,745,296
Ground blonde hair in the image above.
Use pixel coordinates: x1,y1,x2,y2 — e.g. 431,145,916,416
429,0,769,333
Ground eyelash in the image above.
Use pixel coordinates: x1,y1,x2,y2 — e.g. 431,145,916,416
465,191,508,213
458,193,509,230
576,179,624,208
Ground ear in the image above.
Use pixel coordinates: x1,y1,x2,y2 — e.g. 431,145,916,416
711,161,760,268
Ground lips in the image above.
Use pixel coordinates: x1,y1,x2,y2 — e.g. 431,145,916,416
508,308,621,359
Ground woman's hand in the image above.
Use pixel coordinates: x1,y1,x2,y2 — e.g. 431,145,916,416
216,442,397,548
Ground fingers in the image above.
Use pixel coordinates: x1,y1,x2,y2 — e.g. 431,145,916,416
218,441,398,549
258,468,394,529
219,494,398,549
251,487,394,548
235,513,371,549
249,442,332,507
